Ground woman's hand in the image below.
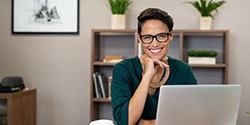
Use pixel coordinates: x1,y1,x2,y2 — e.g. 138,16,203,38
143,57,168,78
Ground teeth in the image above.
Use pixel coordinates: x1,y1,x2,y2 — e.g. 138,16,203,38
150,49,161,53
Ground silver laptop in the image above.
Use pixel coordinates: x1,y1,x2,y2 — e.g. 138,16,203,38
156,84,242,125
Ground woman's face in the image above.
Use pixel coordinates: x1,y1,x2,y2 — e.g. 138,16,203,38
138,19,173,60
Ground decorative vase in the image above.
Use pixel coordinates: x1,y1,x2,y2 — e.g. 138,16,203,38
188,57,216,64
111,14,126,29
199,17,212,30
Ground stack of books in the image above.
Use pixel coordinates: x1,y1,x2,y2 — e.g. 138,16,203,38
93,72,111,99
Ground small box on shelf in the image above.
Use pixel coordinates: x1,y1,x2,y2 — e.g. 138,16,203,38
188,57,216,64
187,50,218,64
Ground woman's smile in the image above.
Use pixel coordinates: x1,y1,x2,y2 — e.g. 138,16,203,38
149,48,162,53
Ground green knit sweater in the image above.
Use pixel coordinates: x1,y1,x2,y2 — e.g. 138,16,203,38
111,56,197,125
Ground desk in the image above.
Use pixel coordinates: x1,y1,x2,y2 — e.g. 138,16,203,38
0,88,36,125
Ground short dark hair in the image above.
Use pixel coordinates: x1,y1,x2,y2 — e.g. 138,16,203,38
137,8,174,34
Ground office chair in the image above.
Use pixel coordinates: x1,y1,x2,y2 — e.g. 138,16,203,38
0,76,25,125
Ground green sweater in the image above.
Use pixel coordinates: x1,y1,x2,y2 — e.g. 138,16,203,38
111,56,197,125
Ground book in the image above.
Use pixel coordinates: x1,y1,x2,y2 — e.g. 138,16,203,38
92,73,100,98
97,74,106,98
103,55,123,63
108,76,112,99
94,72,103,98
0,86,21,93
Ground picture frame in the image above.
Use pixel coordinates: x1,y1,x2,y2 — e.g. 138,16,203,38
12,0,79,34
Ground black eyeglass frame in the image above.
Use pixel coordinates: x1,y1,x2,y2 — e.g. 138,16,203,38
139,31,172,44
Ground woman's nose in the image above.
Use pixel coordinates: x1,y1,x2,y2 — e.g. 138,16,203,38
151,38,159,46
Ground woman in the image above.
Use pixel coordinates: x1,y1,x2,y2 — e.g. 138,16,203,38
111,8,197,125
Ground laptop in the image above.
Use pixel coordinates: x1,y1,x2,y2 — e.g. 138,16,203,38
156,84,242,125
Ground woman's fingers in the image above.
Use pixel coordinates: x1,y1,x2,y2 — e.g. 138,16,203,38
153,59,169,68
144,57,169,72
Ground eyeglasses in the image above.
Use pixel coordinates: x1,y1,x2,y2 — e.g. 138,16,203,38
140,32,172,44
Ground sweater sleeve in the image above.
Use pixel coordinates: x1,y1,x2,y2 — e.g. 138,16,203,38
111,62,133,125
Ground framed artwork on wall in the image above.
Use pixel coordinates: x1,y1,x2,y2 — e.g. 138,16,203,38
12,0,79,34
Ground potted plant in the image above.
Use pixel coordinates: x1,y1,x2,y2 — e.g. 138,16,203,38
187,50,218,64
185,0,226,30
106,0,132,29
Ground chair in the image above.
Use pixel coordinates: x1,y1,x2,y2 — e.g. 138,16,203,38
89,119,114,125
0,76,25,125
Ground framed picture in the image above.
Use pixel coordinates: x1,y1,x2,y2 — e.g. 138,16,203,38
12,0,79,34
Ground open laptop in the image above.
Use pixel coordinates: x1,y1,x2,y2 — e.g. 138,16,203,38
156,84,242,125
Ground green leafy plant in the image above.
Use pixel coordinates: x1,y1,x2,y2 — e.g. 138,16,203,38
247,112,250,117
107,0,132,14
184,0,226,18
188,50,218,57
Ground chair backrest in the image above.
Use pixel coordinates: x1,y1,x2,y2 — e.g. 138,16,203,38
89,119,114,125
1,76,25,90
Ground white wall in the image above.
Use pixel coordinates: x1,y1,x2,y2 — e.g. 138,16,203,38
0,0,250,125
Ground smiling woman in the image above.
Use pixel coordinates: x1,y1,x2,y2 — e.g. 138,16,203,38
111,8,197,125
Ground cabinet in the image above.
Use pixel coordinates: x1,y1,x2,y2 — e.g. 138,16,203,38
0,88,36,125
90,29,229,121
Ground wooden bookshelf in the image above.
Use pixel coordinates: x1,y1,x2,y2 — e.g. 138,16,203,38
90,29,229,121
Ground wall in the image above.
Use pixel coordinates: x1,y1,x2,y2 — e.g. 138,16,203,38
0,0,250,125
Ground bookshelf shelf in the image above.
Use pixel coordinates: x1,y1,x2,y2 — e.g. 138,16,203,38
93,98,111,102
93,61,117,66
90,29,229,121
190,63,226,68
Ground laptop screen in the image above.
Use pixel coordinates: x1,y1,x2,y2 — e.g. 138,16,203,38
156,84,242,125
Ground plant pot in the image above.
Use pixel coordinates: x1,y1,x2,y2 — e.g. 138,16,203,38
199,17,212,30
111,14,126,29
188,57,216,64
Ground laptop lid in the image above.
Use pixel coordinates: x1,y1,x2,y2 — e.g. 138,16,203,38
156,84,242,125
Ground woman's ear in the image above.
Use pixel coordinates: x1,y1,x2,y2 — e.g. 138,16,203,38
137,33,141,43
169,32,174,41
170,37,173,41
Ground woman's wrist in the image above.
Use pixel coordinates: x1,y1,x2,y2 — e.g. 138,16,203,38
142,72,153,83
